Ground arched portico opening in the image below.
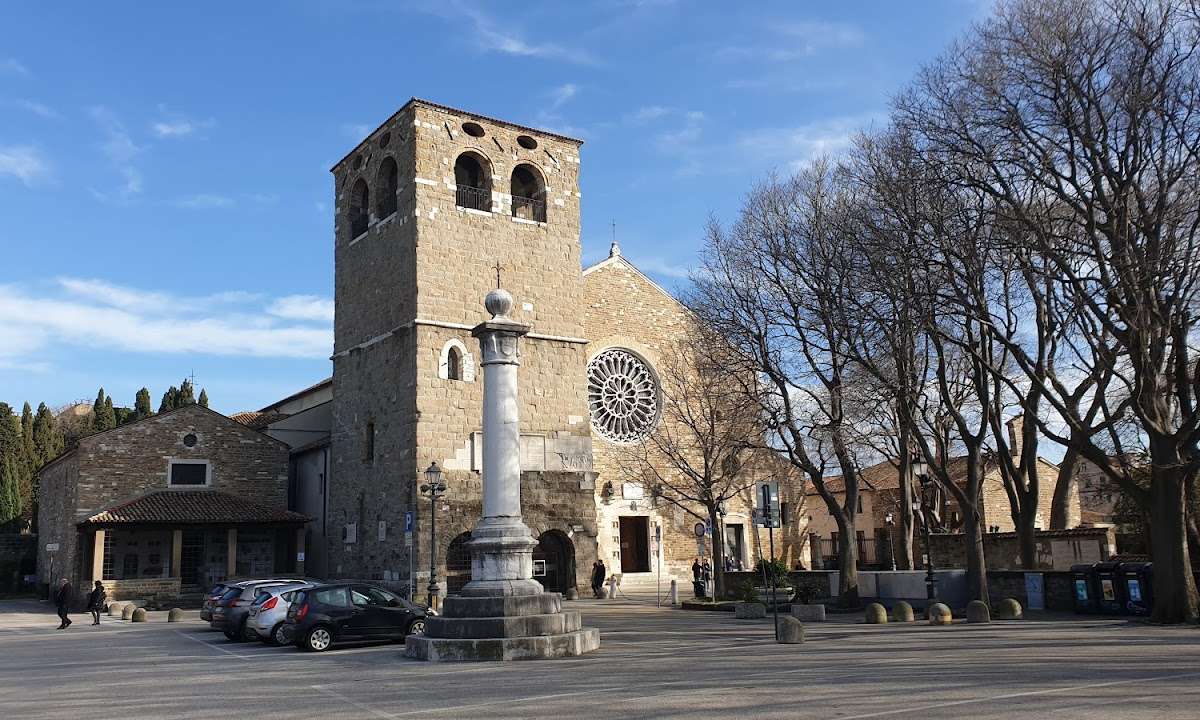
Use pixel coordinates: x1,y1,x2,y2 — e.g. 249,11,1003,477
533,529,575,594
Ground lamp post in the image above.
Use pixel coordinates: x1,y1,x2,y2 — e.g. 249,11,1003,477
911,456,937,604
419,461,446,611
884,512,897,571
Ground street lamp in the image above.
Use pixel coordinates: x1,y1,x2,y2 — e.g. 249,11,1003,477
910,455,937,604
419,462,446,611
884,512,897,571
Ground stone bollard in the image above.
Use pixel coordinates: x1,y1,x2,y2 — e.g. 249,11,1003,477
564,587,579,601
778,616,805,644
131,607,147,622
734,602,767,619
966,600,991,624
121,604,136,620
668,579,679,606
864,602,888,624
892,601,915,623
167,608,185,622
928,602,953,625
791,603,826,622
108,602,126,617
995,598,1023,620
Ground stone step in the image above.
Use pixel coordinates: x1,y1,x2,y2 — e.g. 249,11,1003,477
442,592,563,619
426,611,581,639
405,627,600,662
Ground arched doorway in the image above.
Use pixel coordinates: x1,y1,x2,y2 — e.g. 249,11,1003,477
445,532,473,595
533,530,575,594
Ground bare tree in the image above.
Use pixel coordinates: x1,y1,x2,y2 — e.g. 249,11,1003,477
900,0,1200,621
615,330,768,599
690,162,877,607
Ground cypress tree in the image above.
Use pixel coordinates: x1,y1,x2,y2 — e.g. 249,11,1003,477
0,404,18,462
96,393,116,431
159,386,179,413
198,389,209,408
178,379,196,406
0,455,18,526
91,388,106,429
32,403,62,466
135,388,153,419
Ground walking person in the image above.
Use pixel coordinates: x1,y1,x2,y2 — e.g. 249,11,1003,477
87,580,106,626
691,557,705,598
54,578,73,630
591,559,607,599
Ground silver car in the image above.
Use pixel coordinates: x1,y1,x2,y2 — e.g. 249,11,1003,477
247,582,314,645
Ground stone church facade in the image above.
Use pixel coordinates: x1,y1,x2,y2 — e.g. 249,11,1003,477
320,99,786,598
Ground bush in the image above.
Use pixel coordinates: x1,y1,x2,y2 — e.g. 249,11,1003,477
734,581,760,603
754,558,790,586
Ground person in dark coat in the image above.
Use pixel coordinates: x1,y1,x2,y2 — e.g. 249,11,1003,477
86,580,106,626
691,558,705,598
591,559,607,598
54,578,73,629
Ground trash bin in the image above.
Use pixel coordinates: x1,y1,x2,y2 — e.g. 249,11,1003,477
1094,561,1126,614
1120,562,1153,616
1071,563,1099,614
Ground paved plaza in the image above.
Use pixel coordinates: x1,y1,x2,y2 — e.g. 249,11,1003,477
1,598,1198,719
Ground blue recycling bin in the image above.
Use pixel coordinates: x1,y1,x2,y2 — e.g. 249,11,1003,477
1094,561,1126,614
1120,562,1153,616
1071,563,1099,614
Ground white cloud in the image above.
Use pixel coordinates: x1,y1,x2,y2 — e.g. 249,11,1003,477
0,279,332,362
0,58,29,76
7,98,60,119
549,83,578,111
89,106,143,199
719,19,865,63
342,123,372,140
736,115,877,170
433,1,596,64
173,193,235,209
151,106,215,138
625,105,671,124
268,295,335,323
0,145,52,187
628,255,692,280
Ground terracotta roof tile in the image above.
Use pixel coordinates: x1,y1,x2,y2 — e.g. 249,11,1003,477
81,490,310,526
230,410,287,431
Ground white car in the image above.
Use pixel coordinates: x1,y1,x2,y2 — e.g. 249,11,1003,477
247,582,313,645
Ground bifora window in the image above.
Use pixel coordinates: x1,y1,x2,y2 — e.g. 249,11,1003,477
587,348,661,443
169,460,210,486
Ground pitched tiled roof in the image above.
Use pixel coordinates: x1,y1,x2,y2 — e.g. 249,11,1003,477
81,491,310,526
230,410,288,431
810,456,988,495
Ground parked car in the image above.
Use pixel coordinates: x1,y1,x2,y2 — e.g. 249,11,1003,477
202,577,306,624
247,582,314,645
286,583,427,652
211,580,299,641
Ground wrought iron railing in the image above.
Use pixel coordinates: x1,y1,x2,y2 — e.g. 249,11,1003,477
456,184,492,212
511,194,547,222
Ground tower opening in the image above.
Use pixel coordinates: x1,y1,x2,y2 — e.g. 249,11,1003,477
349,178,370,238
376,157,398,219
511,164,546,222
454,152,492,212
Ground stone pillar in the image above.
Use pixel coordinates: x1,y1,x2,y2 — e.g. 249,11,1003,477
171,530,183,579
226,528,238,578
462,287,541,598
90,529,106,586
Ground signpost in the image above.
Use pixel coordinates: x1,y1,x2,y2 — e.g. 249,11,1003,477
755,481,781,641
45,543,59,602
655,523,663,606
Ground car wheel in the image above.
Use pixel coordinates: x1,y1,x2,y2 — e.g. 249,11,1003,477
241,620,258,642
271,622,292,646
407,618,426,636
304,626,333,652
223,628,240,642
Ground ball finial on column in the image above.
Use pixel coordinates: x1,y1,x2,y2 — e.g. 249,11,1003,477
485,288,514,319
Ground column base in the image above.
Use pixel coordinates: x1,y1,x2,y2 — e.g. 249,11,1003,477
462,517,540,597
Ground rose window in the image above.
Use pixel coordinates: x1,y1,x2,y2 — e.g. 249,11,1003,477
587,348,660,443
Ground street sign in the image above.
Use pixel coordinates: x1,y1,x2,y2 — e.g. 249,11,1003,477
693,522,706,538
296,551,306,562
755,481,781,528
44,543,59,552
404,511,414,533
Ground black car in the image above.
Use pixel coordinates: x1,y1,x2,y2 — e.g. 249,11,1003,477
286,583,427,652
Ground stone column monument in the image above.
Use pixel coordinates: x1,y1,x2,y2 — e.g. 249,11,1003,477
405,287,600,662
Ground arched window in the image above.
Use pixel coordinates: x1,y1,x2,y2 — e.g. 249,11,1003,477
510,164,546,222
454,152,492,212
447,346,463,381
349,178,370,238
439,340,473,382
375,158,398,219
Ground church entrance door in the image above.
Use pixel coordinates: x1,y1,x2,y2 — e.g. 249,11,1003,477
619,517,650,573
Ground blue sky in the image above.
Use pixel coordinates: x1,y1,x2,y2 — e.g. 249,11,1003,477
0,0,985,415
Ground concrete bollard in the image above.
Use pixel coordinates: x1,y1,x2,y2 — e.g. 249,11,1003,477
607,577,619,600
167,608,185,622
121,604,136,620
791,604,826,622
995,598,1023,620
778,616,805,644
668,579,679,606
966,600,991,624
564,587,579,601
131,607,147,622
734,602,767,619
108,602,126,617
892,601,915,623
928,602,953,625
864,602,888,624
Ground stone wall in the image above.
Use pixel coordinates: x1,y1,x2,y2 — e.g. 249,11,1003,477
37,453,80,592
101,577,182,602
985,570,1075,611
0,534,36,594
929,526,1115,571
979,458,1075,531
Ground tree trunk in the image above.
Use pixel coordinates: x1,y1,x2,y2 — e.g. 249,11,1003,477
1148,460,1200,624
1185,476,1200,562
962,510,989,603
1050,445,1080,530
708,505,726,600
896,425,915,570
835,517,861,608
1016,502,1037,568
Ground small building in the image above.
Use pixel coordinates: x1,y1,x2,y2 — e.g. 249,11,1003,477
37,404,309,603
